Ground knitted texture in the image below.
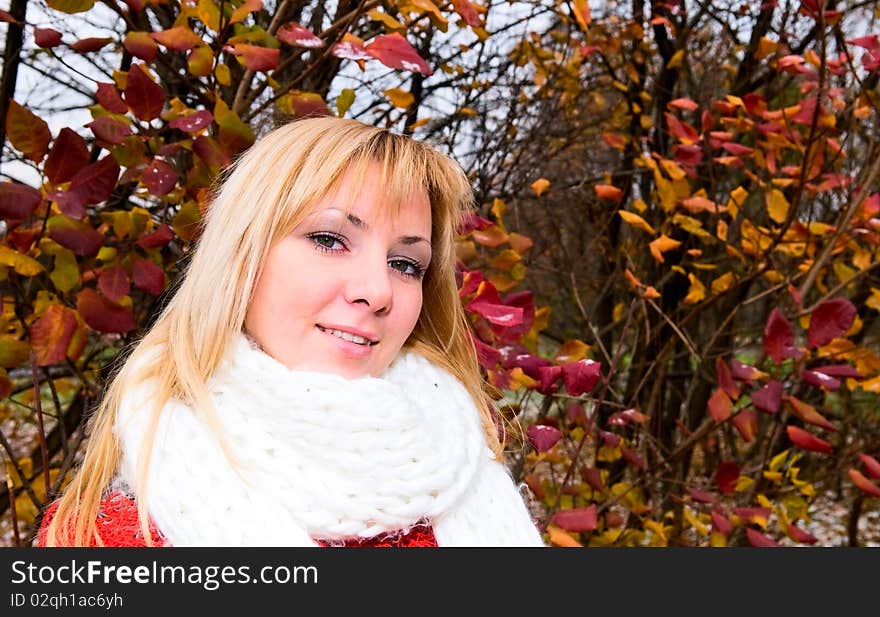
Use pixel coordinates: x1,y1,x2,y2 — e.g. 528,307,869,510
114,334,545,547
36,494,437,547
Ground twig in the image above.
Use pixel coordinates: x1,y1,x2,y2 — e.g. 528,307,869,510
31,352,51,499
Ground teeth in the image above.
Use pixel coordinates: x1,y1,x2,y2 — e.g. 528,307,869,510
319,326,372,345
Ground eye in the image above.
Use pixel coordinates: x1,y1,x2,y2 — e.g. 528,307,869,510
308,232,346,252
389,258,425,279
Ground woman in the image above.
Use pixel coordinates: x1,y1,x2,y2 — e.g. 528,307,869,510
39,117,544,547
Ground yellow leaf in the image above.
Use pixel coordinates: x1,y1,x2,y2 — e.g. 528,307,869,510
866,288,880,312
215,63,231,86
659,158,686,181
491,198,506,221
384,87,414,108
633,198,648,212
654,174,677,211
490,249,521,271
767,188,791,224
648,234,681,263
756,37,778,59
547,523,583,547
554,339,591,364
367,8,406,32
402,0,448,31
618,210,655,234
197,0,221,31
508,232,533,254
643,520,669,545
458,107,477,117
728,186,748,219
684,272,706,304
531,177,550,197
336,88,355,117
683,506,709,535
711,271,735,294
667,49,685,69
0,246,44,276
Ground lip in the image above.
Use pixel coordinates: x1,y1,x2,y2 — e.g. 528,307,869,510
316,324,379,345
316,324,377,359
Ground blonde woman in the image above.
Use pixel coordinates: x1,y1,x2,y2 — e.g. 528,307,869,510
38,117,545,547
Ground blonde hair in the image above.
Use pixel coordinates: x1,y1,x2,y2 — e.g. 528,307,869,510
44,116,504,546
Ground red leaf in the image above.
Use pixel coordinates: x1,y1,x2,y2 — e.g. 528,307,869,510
785,523,818,545
70,37,113,53
365,34,433,75
193,135,232,172
807,297,856,347
47,216,104,257
47,189,86,218
527,424,562,452
0,182,42,220
688,488,716,503
607,408,650,426
169,110,212,133
123,31,158,62
848,468,880,497
786,425,834,455
734,507,771,524
583,466,603,491
721,141,754,156
716,357,740,398
621,445,645,469
231,44,280,72
802,369,840,391
715,461,739,494
783,395,837,432
472,336,501,370
858,454,880,480
85,116,131,145
276,22,324,48
552,506,597,533
751,379,782,414
664,112,700,143
0,9,16,22
536,364,562,394
847,34,879,49
566,402,587,428
331,39,372,62
730,359,760,382
746,528,779,547
141,158,178,196
763,307,802,363
34,27,62,48
68,155,120,206
811,364,862,379
136,224,174,249
668,97,699,111
28,305,77,366
76,288,136,334
125,64,165,122
560,359,601,396
452,0,482,27
599,430,619,446
707,387,732,422
44,128,89,185
96,83,128,114
97,264,130,303
132,258,165,295
732,408,758,442
711,510,732,535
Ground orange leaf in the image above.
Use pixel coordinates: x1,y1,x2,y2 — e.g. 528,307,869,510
595,184,623,202
547,523,583,547
648,234,681,263
708,387,732,422
668,98,699,111
783,395,837,432
786,425,833,455
530,177,550,196
848,468,880,497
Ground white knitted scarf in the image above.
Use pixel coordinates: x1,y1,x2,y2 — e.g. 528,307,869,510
113,334,544,547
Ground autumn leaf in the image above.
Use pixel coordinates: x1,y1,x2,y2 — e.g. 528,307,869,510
151,26,202,51
763,308,802,363
277,22,324,48
141,158,178,196
384,87,414,108
96,83,128,114
751,380,782,414
595,184,623,202
76,288,136,334
732,408,758,442
132,258,165,295
527,424,562,453
765,188,790,224
847,469,880,498
124,31,158,62
231,44,280,72
783,395,837,432
618,210,655,234
70,36,112,53
547,524,583,547
707,388,732,422
28,305,78,366
0,183,42,220
34,28,62,48
807,297,857,348
125,64,165,121
648,234,681,263
530,177,550,196
786,425,834,455
715,461,740,494
683,273,706,304
552,505,597,532
6,100,51,162
858,454,880,480
561,359,601,396
85,116,131,145
365,34,432,75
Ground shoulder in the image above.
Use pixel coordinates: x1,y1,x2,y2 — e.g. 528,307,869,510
36,493,167,547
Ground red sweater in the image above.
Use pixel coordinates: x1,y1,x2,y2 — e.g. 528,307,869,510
37,493,438,547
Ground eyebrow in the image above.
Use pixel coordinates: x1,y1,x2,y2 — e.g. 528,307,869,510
322,209,431,247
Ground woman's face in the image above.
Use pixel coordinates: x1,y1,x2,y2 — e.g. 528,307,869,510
244,165,433,378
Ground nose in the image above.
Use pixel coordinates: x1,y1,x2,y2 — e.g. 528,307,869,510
344,251,393,313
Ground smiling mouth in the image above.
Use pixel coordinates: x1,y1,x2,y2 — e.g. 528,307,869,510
316,325,379,346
